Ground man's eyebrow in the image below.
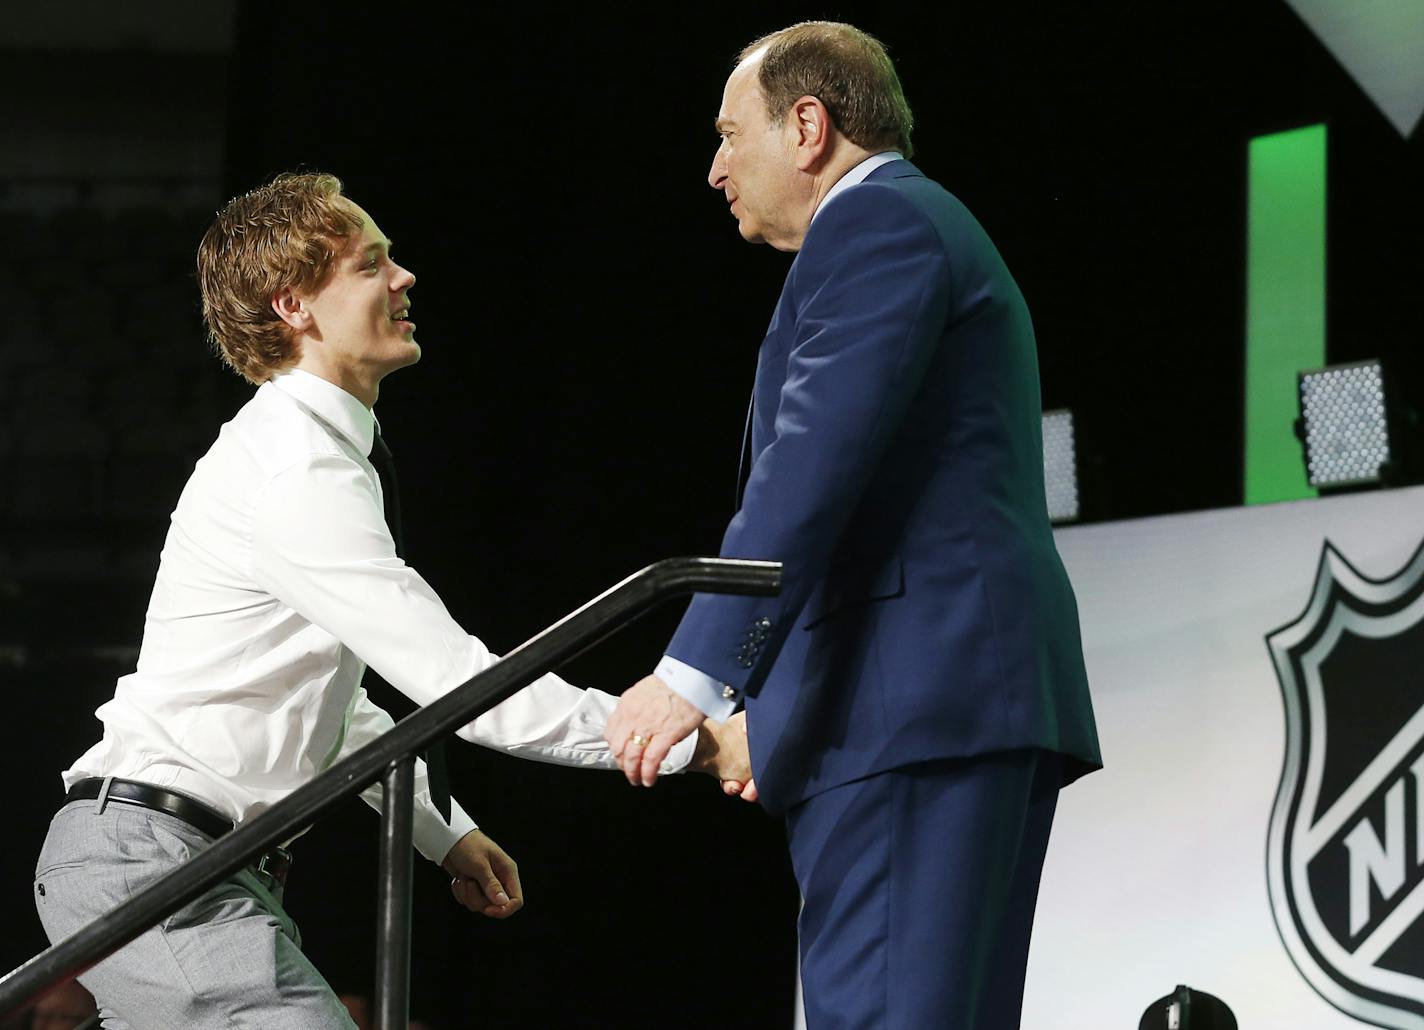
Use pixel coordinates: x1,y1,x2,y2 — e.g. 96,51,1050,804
715,117,736,133
358,238,393,256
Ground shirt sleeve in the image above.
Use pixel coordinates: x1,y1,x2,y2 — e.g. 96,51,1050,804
249,453,696,845
343,687,479,863
655,654,737,721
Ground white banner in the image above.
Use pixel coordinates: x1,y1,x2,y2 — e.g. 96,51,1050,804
1024,485,1424,1028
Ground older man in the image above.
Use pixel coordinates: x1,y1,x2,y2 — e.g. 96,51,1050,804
606,22,1101,1028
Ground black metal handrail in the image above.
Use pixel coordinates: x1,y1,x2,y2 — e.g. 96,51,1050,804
0,556,781,1027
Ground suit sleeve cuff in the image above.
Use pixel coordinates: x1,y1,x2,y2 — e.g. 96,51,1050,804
656,654,739,722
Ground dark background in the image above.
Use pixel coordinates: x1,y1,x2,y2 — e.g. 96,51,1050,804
2,2,1422,1026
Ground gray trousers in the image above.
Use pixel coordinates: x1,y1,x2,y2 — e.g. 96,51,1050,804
34,798,356,1030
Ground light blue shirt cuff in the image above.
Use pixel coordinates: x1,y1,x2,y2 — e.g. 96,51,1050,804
656,655,739,722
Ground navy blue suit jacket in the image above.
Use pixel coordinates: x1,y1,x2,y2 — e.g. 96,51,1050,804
667,160,1101,814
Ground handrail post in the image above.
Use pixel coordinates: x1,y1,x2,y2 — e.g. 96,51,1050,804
374,756,414,1030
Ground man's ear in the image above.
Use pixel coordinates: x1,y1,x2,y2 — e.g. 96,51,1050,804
790,95,832,171
271,286,311,332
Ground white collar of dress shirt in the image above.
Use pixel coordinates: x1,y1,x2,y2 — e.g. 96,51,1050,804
268,368,378,457
811,151,904,224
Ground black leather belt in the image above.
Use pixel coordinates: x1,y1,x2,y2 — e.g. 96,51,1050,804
67,778,233,838
65,777,293,888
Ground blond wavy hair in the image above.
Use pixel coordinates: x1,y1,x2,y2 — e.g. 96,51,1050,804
196,172,364,384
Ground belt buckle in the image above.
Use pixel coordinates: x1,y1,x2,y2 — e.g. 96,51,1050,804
255,845,294,889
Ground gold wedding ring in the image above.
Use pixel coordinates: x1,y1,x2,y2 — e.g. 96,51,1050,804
629,733,649,749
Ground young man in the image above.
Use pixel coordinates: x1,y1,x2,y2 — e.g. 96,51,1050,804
33,172,749,1029
605,22,1101,1029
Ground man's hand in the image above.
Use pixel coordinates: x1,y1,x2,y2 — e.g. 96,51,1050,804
606,673,707,787
441,829,523,919
690,712,760,803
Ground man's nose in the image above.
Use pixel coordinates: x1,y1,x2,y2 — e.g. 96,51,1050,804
393,263,416,290
708,143,728,190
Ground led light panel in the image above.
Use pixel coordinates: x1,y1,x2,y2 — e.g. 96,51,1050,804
1298,360,1390,488
1042,409,1080,524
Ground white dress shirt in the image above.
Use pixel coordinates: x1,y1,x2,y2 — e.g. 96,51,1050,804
659,152,905,721
66,369,694,862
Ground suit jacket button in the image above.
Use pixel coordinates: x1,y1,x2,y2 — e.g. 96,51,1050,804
737,657,754,669
756,617,773,630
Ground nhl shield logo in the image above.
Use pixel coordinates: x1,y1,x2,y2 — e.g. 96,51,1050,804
1267,539,1424,1028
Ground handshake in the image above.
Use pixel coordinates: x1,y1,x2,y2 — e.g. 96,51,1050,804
605,674,758,802
444,672,756,922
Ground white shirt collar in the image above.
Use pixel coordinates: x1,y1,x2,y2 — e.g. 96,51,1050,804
268,368,378,457
812,151,905,224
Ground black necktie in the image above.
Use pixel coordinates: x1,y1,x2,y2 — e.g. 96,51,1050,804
370,429,453,823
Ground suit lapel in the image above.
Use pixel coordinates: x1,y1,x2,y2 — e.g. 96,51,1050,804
735,283,795,510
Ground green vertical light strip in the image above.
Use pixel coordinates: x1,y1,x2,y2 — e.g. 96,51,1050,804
1244,124,1326,505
